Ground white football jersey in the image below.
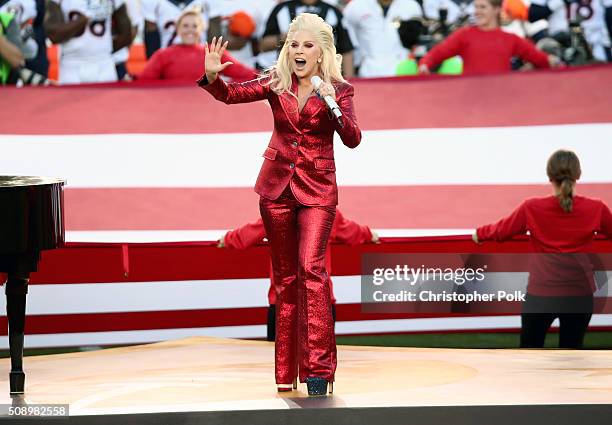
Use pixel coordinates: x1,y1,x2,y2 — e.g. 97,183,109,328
0,0,37,25
51,0,125,60
141,0,212,47
573,0,612,49
422,0,464,24
530,0,611,50
344,0,423,77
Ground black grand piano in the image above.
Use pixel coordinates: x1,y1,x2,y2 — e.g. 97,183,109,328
0,176,65,394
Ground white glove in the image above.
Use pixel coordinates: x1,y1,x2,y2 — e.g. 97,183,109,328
85,0,114,21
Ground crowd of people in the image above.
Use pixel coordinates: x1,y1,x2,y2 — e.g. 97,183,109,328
1,0,611,85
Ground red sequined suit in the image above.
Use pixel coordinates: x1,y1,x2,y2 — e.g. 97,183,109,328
223,209,374,304
198,73,361,385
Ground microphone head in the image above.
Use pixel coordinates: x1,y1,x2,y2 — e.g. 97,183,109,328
310,75,323,89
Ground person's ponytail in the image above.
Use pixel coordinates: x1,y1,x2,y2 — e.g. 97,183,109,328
546,150,581,213
558,178,574,212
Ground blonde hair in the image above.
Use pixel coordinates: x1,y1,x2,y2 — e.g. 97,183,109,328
262,13,345,97
176,9,204,32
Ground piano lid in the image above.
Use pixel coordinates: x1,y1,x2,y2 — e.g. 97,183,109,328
0,176,65,260
0,176,67,187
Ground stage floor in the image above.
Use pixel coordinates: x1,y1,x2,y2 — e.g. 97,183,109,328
1,337,611,424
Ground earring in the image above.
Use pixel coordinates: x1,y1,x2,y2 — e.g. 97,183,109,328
317,58,322,63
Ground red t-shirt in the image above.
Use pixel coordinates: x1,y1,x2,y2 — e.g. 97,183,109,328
138,44,257,82
477,195,612,295
420,26,550,75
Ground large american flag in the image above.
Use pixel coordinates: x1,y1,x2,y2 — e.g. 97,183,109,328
2,66,612,348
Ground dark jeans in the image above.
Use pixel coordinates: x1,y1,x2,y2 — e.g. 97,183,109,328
267,304,336,342
520,294,593,348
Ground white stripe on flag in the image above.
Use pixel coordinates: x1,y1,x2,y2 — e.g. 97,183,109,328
65,228,474,243
6,274,612,316
1,124,610,187
0,276,359,315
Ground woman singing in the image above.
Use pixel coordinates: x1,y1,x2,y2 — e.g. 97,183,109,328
198,13,361,396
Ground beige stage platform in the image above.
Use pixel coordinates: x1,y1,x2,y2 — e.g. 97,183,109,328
0,337,611,424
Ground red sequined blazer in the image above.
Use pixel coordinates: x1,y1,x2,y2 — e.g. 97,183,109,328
198,73,362,206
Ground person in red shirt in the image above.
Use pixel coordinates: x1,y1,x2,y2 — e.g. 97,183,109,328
419,0,556,75
474,150,612,348
218,209,378,342
137,10,257,82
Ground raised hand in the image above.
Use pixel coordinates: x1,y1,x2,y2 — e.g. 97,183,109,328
205,36,233,82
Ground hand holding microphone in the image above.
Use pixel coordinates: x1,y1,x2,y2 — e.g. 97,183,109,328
311,76,343,127
312,76,336,100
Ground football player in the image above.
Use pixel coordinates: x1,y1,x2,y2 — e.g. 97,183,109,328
529,0,612,61
44,0,132,83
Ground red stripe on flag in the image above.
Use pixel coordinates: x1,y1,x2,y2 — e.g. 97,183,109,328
30,236,612,284
4,66,612,135
64,184,612,230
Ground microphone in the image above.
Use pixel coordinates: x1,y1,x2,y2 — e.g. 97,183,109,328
311,76,343,126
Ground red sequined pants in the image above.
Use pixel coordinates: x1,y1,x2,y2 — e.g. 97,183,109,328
259,186,337,384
